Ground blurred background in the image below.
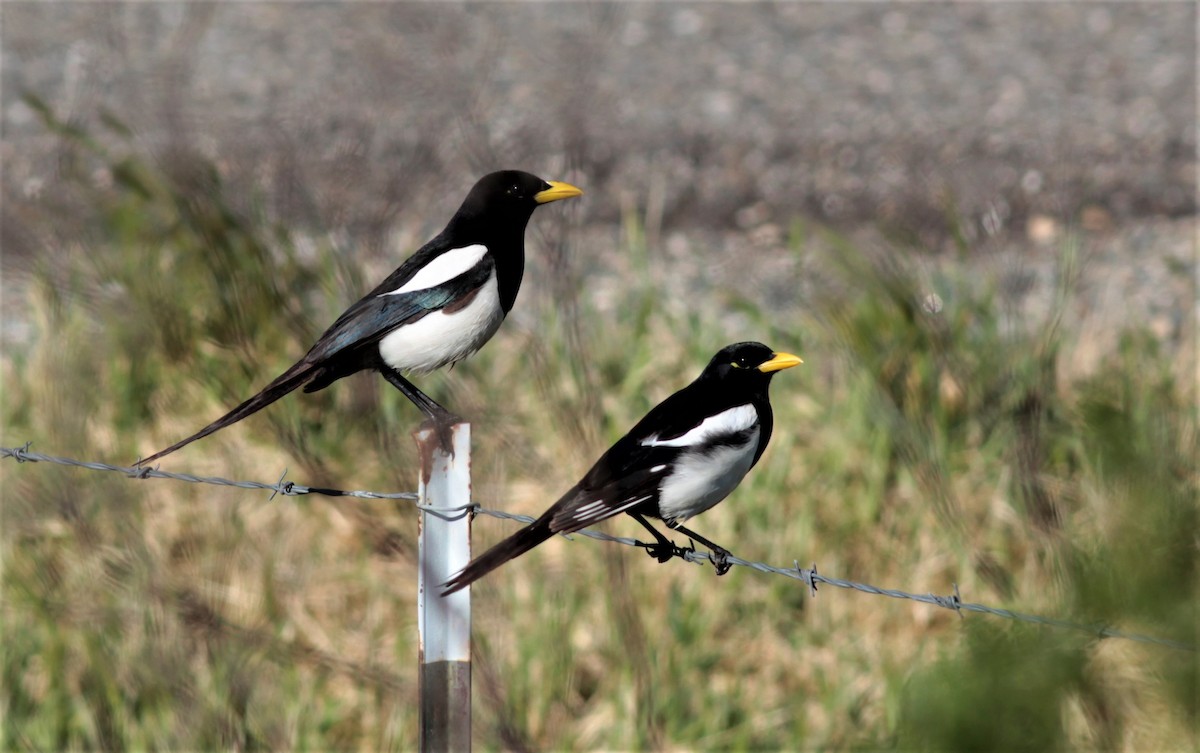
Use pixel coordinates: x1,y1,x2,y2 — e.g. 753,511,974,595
2,4,1195,750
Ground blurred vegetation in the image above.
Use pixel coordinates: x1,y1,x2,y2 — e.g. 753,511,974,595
2,101,1196,750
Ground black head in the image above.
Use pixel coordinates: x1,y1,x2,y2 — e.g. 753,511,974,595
454,170,582,227
702,341,803,385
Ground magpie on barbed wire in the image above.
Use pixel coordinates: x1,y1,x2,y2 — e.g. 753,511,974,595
136,171,582,465
441,342,802,595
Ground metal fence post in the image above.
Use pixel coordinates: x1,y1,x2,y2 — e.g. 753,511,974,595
415,423,471,752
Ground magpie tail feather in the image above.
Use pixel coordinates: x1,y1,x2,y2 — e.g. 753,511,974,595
441,518,555,596
136,361,317,466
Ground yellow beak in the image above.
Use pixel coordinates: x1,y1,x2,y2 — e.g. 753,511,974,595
758,352,803,373
534,180,584,204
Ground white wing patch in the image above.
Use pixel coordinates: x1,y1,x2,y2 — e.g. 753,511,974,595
571,494,653,522
641,404,758,448
382,244,488,296
573,500,607,517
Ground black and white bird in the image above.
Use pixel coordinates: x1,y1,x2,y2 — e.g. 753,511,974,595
441,342,802,595
137,170,581,465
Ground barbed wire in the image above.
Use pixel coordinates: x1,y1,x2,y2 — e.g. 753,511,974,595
3,442,1193,652
1,443,417,502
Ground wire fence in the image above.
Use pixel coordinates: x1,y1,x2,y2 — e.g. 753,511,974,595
2,442,1193,653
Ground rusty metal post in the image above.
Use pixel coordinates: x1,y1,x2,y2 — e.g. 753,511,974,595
415,422,471,752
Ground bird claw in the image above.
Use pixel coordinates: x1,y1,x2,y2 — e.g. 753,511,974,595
710,547,732,576
420,413,462,456
639,539,691,564
641,541,675,564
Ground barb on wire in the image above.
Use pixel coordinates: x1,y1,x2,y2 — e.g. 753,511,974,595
3,443,1194,653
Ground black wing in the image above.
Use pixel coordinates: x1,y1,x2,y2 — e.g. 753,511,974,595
302,253,495,364
440,456,674,596
541,378,729,531
544,407,700,533
547,461,674,533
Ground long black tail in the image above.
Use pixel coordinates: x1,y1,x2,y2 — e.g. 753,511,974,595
136,361,318,466
441,516,556,595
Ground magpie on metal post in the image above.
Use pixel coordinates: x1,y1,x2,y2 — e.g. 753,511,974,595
415,422,472,752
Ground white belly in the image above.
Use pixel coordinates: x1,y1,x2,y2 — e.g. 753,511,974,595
377,276,504,375
656,428,759,522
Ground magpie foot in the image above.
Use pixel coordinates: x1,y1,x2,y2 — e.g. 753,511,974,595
420,411,463,456
637,539,691,564
709,546,732,576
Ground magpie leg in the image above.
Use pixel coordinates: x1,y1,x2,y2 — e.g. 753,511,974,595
379,367,461,452
665,521,733,575
628,512,692,564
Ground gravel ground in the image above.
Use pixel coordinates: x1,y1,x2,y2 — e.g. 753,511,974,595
1,3,1195,362
3,4,1194,230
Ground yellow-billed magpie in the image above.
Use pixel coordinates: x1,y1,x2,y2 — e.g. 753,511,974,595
138,171,581,464
441,342,802,594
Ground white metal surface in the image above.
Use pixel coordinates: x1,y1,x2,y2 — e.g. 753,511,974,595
416,423,472,663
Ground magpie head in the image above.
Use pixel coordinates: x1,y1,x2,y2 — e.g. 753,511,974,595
457,170,582,225
705,341,803,385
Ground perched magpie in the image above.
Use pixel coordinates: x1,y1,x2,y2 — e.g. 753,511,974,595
137,171,582,464
441,342,802,595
